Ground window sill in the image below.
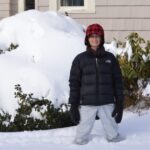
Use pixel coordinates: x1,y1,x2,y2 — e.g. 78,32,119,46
58,7,96,14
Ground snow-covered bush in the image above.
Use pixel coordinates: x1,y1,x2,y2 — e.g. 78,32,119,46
0,84,74,132
0,10,85,118
116,32,150,108
0,43,18,54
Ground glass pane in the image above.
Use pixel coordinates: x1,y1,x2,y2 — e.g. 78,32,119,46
61,0,84,6
25,0,35,10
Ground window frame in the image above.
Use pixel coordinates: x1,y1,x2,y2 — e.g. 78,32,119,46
49,0,95,13
60,0,84,7
18,0,37,12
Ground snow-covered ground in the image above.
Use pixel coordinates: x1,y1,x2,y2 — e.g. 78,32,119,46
0,110,150,150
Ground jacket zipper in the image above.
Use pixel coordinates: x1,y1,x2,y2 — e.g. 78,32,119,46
95,58,99,101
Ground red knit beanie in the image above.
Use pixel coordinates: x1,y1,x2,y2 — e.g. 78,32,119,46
85,23,105,47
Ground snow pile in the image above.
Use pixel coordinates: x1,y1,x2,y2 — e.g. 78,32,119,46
0,110,150,150
0,10,85,116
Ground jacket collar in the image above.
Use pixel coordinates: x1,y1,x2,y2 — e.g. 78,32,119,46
86,45,106,58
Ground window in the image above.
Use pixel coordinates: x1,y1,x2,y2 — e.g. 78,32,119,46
18,0,35,12
49,0,95,13
60,0,84,6
25,0,35,10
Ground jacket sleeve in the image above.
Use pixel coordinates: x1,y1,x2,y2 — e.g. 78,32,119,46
68,56,81,105
112,56,124,103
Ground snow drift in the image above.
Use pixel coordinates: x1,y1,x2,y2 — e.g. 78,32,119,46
0,10,85,117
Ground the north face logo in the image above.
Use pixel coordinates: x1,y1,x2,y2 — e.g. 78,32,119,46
105,59,111,63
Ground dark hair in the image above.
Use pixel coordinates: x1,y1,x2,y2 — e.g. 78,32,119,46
84,35,105,48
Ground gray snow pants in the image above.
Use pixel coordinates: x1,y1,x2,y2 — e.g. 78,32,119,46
74,104,119,144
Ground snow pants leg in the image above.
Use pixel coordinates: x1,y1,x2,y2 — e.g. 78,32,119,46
74,104,119,144
97,104,119,140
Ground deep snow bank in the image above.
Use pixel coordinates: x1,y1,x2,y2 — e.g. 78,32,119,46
0,10,85,116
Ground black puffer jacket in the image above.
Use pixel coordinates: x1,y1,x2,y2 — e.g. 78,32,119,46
68,46,124,106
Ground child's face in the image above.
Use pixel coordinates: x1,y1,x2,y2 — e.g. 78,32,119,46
88,34,101,48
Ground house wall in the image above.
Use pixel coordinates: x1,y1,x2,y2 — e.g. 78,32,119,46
0,0,10,20
0,0,150,42
10,0,18,16
36,0,49,11
69,0,150,41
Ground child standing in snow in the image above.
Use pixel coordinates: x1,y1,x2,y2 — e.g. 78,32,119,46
68,23,125,145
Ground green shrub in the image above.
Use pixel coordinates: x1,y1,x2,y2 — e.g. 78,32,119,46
0,43,18,54
0,84,74,132
116,32,150,108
